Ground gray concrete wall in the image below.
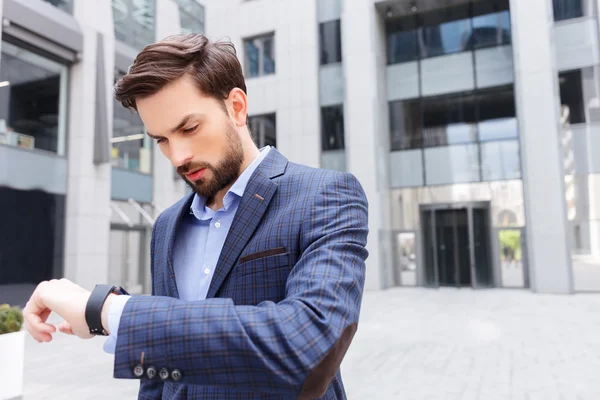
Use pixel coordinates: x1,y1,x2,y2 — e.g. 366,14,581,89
510,0,573,293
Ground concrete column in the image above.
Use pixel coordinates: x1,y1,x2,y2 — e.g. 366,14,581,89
153,0,188,210
342,0,392,290
64,0,115,289
510,0,573,293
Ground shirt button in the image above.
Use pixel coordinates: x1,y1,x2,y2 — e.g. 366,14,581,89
214,221,221,228
204,268,211,275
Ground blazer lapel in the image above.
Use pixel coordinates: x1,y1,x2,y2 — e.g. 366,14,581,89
206,148,287,298
163,192,194,299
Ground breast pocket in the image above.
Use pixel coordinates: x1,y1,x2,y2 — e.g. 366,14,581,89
233,251,290,305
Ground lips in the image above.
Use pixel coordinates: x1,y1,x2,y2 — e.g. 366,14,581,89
185,168,206,181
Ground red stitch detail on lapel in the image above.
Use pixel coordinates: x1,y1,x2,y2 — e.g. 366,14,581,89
254,193,264,201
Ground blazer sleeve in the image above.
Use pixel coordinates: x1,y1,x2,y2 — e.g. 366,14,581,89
113,172,369,398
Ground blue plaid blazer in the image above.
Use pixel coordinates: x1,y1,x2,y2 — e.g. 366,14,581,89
113,148,369,399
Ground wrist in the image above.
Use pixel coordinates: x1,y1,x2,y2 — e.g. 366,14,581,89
101,293,117,335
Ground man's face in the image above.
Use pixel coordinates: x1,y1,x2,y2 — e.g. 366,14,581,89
136,75,244,199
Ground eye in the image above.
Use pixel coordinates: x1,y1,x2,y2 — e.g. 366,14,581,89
183,125,198,134
156,137,167,144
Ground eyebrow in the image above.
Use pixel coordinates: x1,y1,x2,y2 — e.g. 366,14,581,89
147,113,205,139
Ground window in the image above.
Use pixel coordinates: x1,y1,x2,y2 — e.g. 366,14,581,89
477,86,517,141
321,105,345,151
248,113,276,148
42,0,73,13
175,0,205,34
112,72,152,173
244,34,275,78
553,0,583,21
422,92,477,147
385,0,511,64
0,40,69,155
319,20,342,65
389,99,421,150
112,0,156,50
559,70,586,124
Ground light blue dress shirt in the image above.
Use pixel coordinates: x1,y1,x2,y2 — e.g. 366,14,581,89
103,146,271,354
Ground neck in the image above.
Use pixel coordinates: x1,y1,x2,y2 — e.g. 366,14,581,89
206,141,261,211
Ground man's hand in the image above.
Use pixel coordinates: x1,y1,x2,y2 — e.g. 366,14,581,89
23,279,93,342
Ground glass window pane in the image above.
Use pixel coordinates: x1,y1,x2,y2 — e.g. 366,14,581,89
386,16,419,65
477,85,518,141
471,11,512,49
262,36,276,75
422,93,477,147
424,144,480,185
0,41,68,154
42,0,73,13
389,99,422,150
480,140,521,181
321,105,345,151
245,40,260,78
320,20,342,65
553,0,583,21
248,113,276,148
112,0,156,50
177,0,205,35
559,69,586,124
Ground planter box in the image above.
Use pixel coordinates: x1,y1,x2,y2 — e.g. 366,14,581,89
0,330,24,400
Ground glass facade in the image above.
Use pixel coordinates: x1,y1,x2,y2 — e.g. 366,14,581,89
41,0,73,13
112,0,156,50
319,20,342,65
248,113,277,148
553,0,584,21
0,40,69,155
321,104,345,151
386,0,511,65
175,0,205,34
244,34,276,78
112,72,152,173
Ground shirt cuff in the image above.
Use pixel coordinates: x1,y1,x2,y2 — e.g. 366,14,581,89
102,294,131,354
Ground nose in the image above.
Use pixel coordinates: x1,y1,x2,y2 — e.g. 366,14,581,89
169,139,193,168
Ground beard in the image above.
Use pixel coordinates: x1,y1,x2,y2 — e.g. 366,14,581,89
177,122,245,200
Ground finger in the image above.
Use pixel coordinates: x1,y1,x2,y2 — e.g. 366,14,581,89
58,321,74,335
40,308,52,323
24,309,56,334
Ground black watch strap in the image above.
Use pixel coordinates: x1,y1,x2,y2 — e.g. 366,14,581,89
85,284,128,336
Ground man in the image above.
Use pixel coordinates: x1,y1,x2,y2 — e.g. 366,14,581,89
23,33,369,400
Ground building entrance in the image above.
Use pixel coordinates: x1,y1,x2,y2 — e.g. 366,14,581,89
421,202,493,288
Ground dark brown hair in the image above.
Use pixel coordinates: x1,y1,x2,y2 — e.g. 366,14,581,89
114,34,246,111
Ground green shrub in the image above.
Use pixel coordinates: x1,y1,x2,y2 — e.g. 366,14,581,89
0,304,24,335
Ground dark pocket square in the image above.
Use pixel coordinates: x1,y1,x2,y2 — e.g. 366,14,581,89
239,247,287,264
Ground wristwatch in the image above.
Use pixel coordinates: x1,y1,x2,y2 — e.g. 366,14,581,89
85,284,129,336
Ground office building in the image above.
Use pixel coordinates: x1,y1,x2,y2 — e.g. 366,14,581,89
202,0,600,293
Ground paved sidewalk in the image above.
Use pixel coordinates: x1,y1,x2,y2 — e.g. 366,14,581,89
23,288,600,399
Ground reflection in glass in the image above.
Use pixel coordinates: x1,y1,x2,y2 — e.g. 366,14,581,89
321,105,345,151
499,229,524,287
386,17,419,64
420,18,472,58
112,0,156,50
553,0,584,21
0,41,68,155
320,20,342,65
176,0,205,34
424,144,480,185
244,35,275,78
422,93,477,147
396,232,417,285
248,113,276,147
470,11,511,49
478,118,518,141
112,72,151,173
389,99,422,150
42,0,73,13
481,140,521,181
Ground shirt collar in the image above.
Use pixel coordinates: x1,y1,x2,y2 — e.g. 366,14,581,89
189,146,272,220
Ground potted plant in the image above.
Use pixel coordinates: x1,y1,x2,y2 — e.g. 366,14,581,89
0,304,24,400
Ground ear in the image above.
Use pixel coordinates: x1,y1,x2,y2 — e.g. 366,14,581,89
226,88,248,127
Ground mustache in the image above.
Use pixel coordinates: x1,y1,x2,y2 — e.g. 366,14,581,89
177,162,212,175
